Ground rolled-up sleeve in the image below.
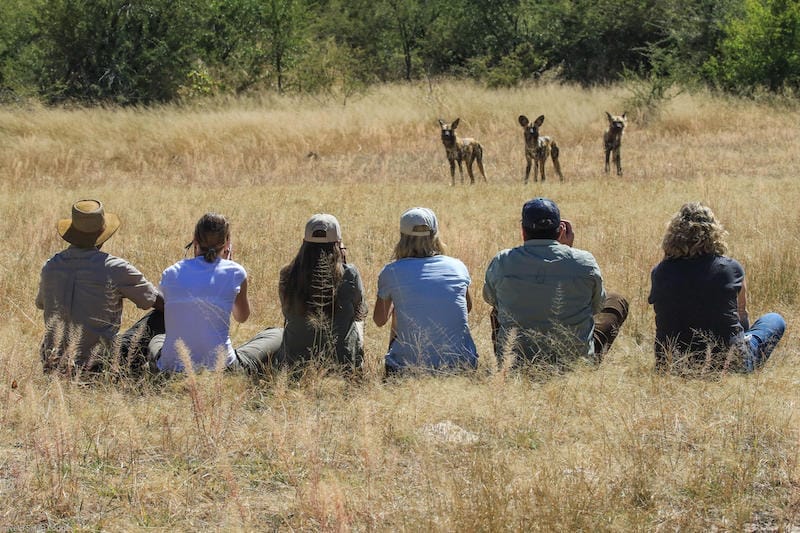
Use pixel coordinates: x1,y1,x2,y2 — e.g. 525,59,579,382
110,259,160,310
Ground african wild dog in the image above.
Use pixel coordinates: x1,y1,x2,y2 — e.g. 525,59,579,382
518,114,563,183
438,118,487,185
604,111,627,176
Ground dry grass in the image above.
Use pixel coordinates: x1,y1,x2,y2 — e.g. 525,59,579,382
1,81,799,530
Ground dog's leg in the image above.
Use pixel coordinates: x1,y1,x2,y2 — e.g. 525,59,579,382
457,158,465,184
475,145,487,182
551,142,563,181
524,157,532,184
615,145,623,176
604,146,611,174
467,158,476,184
449,157,456,186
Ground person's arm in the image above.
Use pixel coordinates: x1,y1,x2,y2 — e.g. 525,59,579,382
557,219,575,247
373,296,393,327
738,277,749,330
490,306,499,345
153,293,165,312
232,278,250,323
466,289,473,313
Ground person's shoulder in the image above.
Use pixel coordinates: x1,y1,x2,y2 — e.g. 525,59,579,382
565,246,599,265
344,262,361,278
489,247,515,263
220,258,247,277
716,255,744,273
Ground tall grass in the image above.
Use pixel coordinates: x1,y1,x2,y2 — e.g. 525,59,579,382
0,81,798,530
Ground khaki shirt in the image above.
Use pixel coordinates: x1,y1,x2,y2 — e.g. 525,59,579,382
36,246,159,370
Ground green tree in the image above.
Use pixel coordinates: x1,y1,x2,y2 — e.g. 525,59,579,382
36,0,204,104
712,0,800,92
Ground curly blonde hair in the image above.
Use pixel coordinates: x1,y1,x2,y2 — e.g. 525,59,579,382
661,202,728,259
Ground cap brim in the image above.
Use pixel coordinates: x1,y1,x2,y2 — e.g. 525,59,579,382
57,213,121,247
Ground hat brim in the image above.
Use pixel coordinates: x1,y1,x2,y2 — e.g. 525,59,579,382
57,213,121,247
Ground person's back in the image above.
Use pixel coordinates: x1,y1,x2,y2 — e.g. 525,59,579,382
36,200,160,372
280,261,366,368
379,254,476,369
157,256,245,371
648,202,785,373
650,254,743,360
374,207,478,374
484,197,626,369
485,240,603,361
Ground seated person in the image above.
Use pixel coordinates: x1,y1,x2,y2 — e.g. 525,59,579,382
373,207,478,374
36,199,164,375
649,202,785,373
273,214,367,372
149,213,280,374
483,197,628,369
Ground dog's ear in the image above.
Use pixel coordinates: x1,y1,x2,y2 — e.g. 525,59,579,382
621,112,627,120
518,115,529,127
452,118,460,129
438,119,446,127
534,115,545,127
606,111,613,122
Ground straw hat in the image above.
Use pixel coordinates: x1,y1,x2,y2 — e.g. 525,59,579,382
57,199,121,248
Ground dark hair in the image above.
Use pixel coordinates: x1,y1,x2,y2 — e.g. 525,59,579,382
280,241,345,316
194,213,230,263
522,225,560,241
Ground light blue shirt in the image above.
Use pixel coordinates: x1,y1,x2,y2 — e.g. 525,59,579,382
483,240,605,361
377,255,477,371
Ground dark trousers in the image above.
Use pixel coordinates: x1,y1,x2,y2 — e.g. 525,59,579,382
592,293,629,361
117,310,166,374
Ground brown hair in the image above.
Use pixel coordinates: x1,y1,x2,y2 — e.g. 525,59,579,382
280,241,345,316
194,213,230,263
661,202,728,259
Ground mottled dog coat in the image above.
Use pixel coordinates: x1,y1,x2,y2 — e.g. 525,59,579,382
438,118,487,185
518,114,563,183
604,112,627,176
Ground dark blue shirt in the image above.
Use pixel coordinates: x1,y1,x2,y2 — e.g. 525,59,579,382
648,255,745,367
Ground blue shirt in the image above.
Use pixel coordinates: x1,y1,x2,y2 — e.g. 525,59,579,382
377,255,477,371
483,240,605,361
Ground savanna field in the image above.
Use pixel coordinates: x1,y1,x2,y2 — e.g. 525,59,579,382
1,82,800,530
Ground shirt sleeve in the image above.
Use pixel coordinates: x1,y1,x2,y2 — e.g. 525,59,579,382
376,264,391,300
588,256,606,314
482,256,498,306
110,258,160,310
349,265,368,321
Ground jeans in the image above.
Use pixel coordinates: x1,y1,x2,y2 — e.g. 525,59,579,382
743,313,786,372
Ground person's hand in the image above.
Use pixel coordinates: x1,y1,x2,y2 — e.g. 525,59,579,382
558,219,575,247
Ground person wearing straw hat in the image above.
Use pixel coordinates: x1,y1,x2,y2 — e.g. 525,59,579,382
373,207,478,375
274,213,367,373
36,199,164,374
483,197,628,370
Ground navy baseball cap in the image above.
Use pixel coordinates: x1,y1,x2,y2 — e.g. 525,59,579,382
522,197,560,231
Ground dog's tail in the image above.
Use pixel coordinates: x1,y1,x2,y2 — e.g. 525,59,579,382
550,142,563,180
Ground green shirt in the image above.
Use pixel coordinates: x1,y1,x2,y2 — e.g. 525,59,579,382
483,239,605,363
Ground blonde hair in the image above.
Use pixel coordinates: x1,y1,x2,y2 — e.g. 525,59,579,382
392,233,447,260
661,202,728,259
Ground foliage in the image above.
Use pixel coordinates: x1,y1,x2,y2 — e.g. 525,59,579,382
710,0,800,94
0,0,798,104
35,0,204,104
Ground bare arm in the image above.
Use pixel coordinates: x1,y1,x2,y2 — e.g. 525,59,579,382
232,278,250,323
466,289,473,312
738,277,749,330
153,293,165,312
373,296,393,327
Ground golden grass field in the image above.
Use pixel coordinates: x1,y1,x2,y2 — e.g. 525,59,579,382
1,81,799,530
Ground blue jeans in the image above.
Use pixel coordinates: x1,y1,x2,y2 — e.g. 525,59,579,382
743,313,786,372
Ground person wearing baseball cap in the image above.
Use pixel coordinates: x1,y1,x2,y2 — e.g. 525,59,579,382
273,213,367,373
483,197,628,369
36,199,164,374
373,207,478,374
